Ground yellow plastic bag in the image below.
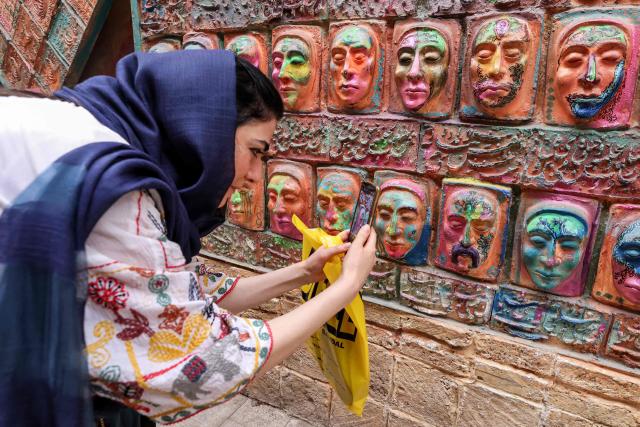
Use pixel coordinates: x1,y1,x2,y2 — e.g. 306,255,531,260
292,215,369,416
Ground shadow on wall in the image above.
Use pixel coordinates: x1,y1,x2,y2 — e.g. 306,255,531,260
80,0,134,80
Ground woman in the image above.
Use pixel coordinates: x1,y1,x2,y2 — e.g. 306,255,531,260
0,50,376,426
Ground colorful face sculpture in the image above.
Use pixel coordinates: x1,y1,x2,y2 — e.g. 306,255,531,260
373,172,433,265
183,32,218,50
524,212,587,288
226,33,268,74
594,205,640,312
436,179,511,281
329,23,382,112
512,192,598,297
391,19,460,118
461,14,540,121
546,10,640,129
267,161,313,241
316,169,363,236
272,26,321,112
556,24,627,122
227,163,265,231
471,16,530,109
395,28,448,112
147,38,180,53
612,221,640,305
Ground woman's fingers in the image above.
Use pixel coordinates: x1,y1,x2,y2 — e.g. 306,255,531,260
337,230,349,242
353,224,371,247
324,242,350,257
364,228,377,251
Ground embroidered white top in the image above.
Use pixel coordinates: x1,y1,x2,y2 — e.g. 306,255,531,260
0,96,272,424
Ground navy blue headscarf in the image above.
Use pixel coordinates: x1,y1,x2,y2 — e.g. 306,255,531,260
0,50,237,426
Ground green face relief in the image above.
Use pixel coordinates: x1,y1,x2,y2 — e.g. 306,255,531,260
526,213,586,239
267,175,288,196
230,190,243,205
474,17,527,47
316,176,358,232
414,29,446,55
452,192,494,221
274,37,312,108
523,212,587,290
229,36,253,54
567,25,627,47
335,27,373,50
375,190,423,259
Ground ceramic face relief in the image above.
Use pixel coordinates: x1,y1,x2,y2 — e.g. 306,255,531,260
267,160,313,240
512,192,599,297
272,25,322,112
435,178,512,281
315,167,365,236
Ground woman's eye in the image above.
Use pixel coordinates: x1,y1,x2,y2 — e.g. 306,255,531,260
284,195,297,202
354,53,366,62
332,53,345,63
379,212,391,221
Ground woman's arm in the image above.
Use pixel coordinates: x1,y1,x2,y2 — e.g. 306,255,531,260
216,239,350,314
261,224,377,372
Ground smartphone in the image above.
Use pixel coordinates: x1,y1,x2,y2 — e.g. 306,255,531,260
348,181,379,242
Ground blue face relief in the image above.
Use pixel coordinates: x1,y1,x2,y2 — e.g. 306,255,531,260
568,60,625,119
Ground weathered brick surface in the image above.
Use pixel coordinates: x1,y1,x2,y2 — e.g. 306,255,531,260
330,396,385,426
543,410,600,427
367,323,399,350
554,357,640,406
280,368,332,424
400,314,474,349
474,359,548,403
386,409,434,427
369,343,394,401
244,365,282,407
390,356,459,426
474,334,557,377
547,387,640,427
398,333,473,378
283,345,326,383
457,384,542,427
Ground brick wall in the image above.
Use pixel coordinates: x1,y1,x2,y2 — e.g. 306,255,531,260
200,259,640,427
0,0,111,92
135,1,640,425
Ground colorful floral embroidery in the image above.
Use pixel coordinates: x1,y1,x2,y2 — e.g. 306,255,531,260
148,274,171,306
83,191,273,423
148,313,210,363
99,365,122,382
85,321,116,369
88,276,129,311
159,304,189,334
115,309,154,341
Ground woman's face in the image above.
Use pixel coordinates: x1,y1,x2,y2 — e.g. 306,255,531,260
219,118,277,207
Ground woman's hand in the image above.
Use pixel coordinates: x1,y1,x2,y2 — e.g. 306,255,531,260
301,230,351,283
340,225,377,295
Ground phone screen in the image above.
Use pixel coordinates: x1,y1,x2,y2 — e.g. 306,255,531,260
349,181,379,242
